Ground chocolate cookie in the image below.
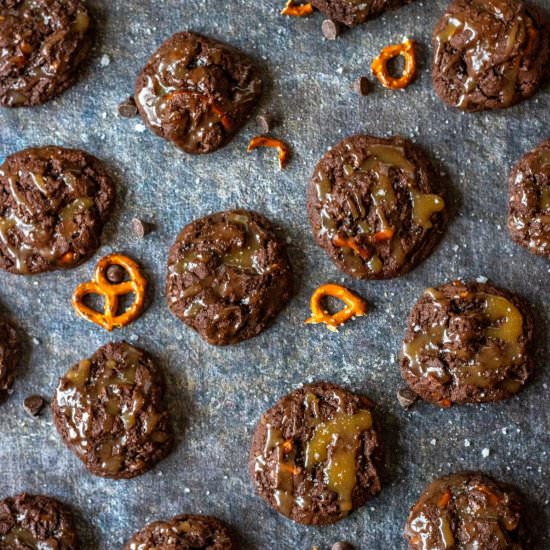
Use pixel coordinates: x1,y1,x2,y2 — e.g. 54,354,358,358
311,0,413,27
52,342,173,479
135,32,262,155
307,135,447,280
0,316,18,393
124,515,235,550
400,281,534,406
249,382,383,525
432,0,549,112
0,0,91,107
166,209,293,346
404,472,527,549
0,493,78,549
508,139,550,258
0,146,116,275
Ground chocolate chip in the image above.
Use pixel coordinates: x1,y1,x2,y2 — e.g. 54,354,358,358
118,96,138,118
23,395,46,417
397,387,418,409
322,19,340,40
106,264,125,284
332,542,355,550
352,76,370,96
131,218,152,239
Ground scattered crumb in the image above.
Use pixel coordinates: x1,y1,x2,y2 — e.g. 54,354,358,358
100,54,111,67
134,123,146,133
464,439,471,447
476,275,488,283
481,448,490,458
430,438,437,445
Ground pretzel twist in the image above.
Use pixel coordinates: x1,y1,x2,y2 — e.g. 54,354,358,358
72,254,147,331
372,38,417,90
305,283,368,332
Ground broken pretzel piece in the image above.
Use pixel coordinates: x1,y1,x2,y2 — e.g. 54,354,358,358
247,136,290,169
333,235,371,260
333,229,395,260
281,1,314,17
305,283,368,332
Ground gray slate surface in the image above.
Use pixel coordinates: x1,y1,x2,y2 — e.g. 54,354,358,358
0,0,549,548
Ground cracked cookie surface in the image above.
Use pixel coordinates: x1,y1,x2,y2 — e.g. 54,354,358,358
166,209,293,346
307,135,447,280
432,0,549,111
405,472,528,549
400,281,534,405
135,32,262,154
508,139,550,258
250,382,383,525
0,0,92,107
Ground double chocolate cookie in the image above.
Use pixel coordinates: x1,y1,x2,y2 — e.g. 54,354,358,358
125,515,235,550
508,139,550,258
166,209,293,346
0,0,92,107
0,316,18,394
250,382,383,525
0,146,116,275
432,0,549,112
404,472,528,549
135,32,262,154
400,281,534,406
311,0,413,28
0,493,78,549
52,342,173,479
307,135,447,279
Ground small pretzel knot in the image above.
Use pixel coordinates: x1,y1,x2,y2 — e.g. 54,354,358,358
305,283,368,332
72,254,147,331
371,38,417,90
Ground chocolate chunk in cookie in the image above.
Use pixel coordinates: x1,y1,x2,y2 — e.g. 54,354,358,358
307,135,447,280
52,342,173,479
135,32,262,155
0,493,78,549
249,382,383,525
508,139,550,258
432,0,549,112
0,0,92,107
400,281,534,406
124,515,235,550
311,0,413,28
0,146,116,275
166,209,293,346
0,316,18,393
404,472,528,549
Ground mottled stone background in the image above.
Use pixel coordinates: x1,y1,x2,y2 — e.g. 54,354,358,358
0,1,549,548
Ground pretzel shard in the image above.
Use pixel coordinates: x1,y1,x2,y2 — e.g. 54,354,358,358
247,136,291,169
72,254,147,331
281,1,314,17
305,283,368,332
